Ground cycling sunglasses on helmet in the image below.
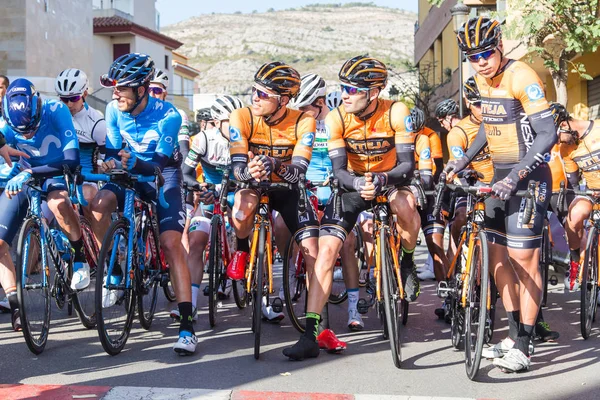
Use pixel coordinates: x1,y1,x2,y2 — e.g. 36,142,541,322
252,86,280,100
340,84,369,96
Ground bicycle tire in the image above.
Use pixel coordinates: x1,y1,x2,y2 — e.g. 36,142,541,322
464,230,489,381
163,275,177,302
95,219,136,356
485,276,498,345
137,218,161,330
401,298,409,326
540,221,551,308
233,280,249,309
253,224,266,359
71,216,99,329
450,291,463,349
581,226,598,339
16,218,51,355
381,229,402,368
208,214,222,327
283,237,308,333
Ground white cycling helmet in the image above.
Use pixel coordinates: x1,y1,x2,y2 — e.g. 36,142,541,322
55,68,88,96
151,68,169,89
290,74,327,108
326,91,343,110
210,95,245,121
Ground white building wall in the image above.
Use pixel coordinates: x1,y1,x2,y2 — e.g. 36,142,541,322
133,0,157,30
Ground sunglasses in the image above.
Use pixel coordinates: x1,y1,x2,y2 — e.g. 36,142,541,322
60,95,82,103
340,84,369,95
149,87,165,95
100,74,117,88
252,86,280,100
467,49,496,63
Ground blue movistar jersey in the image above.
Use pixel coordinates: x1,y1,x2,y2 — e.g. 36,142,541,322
0,100,79,177
306,119,332,205
105,96,182,175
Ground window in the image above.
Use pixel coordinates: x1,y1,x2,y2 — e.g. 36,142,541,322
184,78,194,109
113,43,130,60
165,55,169,70
588,77,600,119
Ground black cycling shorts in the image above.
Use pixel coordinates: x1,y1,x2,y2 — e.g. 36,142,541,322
485,164,551,249
419,194,446,236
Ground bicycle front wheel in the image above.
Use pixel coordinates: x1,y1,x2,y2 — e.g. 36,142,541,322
252,224,266,359
72,215,99,329
16,218,51,355
283,237,308,333
137,219,161,330
581,226,599,339
95,219,136,356
380,229,402,369
464,230,489,381
208,215,223,327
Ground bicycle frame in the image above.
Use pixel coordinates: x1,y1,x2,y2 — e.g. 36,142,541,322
246,195,273,294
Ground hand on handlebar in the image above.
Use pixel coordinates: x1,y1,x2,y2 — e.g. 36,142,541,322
199,182,215,204
359,173,378,201
492,175,518,201
5,171,32,199
101,158,119,172
443,156,470,182
118,149,138,171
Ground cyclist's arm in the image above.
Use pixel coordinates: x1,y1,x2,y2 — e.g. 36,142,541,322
463,123,488,162
273,116,315,183
104,101,124,162
91,117,107,162
415,133,433,189
178,109,190,161
182,135,203,189
560,143,580,188
386,102,416,186
326,111,357,191
229,108,252,181
426,128,444,182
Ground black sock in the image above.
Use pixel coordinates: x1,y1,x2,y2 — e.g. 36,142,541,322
536,308,544,324
570,248,580,263
515,323,535,356
507,310,520,341
304,312,320,342
237,237,250,253
178,302,195,335
70,237,86,263
319,303,330,332
7,291,18,313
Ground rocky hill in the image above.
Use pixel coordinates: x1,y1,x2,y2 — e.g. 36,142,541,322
162,3,416,96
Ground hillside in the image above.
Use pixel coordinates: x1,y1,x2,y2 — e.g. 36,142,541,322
162,3,416,96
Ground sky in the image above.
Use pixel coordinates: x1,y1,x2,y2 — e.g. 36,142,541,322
156,0,419,27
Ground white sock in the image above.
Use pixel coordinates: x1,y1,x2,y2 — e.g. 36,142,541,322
347,288,359,312
191,284,199,309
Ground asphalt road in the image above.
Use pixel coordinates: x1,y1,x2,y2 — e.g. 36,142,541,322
1,245,600,400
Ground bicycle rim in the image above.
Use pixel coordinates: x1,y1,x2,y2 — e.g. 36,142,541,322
17,218,50,355
72,216,99,329
283,237,307,333
253,224,266,359
464,231,489,380
95,219,136,356
208,216,222,327
541,222,550,307
137,221,160,330
381,230,401,368
581,227,598,339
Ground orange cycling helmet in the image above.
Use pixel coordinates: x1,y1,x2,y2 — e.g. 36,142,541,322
254,62,301,98
339,55,388,89
457,17,502,53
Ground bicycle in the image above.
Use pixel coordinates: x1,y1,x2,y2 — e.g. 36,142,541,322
433,172,536,380
88,169,168,355
16,167,96,354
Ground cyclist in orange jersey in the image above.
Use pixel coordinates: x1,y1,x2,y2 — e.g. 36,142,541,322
445,17,557,372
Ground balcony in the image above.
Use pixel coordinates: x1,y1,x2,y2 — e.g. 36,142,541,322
93,8,133,21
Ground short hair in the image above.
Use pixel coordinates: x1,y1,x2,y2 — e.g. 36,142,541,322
0,75,9,87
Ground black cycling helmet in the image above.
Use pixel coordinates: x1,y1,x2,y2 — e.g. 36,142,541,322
100,53,155,88
254,62,301,98
196,108,212,122
549,102,570,126
463,76,481,103
409,107,426,132
457,17,502,54
435,99,459,119
339,54,388,89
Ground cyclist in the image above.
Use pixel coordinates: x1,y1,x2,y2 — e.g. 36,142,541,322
0,79,88,331
283,55,420,360
446,17,557,372
54,68,107,213
181,95,244,317
326,91,343,111
92,53,196,355
227,62,320,328
291,73,364,331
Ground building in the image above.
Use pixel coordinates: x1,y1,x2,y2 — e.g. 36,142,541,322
171,52,200,118
415,0,600,119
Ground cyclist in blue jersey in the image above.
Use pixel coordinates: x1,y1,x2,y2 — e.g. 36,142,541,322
0,79,90,331
181,95,244,315
54,68,106,216
91,53,196,355
290,74,364,331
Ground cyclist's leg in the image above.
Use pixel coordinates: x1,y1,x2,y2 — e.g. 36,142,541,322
389,187,422,301
359,212,374,272
80,182,98,221
448,197,468,264
227,188,259,279
566,196,592,265
186,205,210,312
90,184,121,249
340,229,363,329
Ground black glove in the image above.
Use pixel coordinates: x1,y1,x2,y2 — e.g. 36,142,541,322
371,172,387,194
492,173,519,201
256,154,276,176
443,156,470,176
352,176,367,192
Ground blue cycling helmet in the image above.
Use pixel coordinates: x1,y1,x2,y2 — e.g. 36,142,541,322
100,53,155,88
2,78,43,134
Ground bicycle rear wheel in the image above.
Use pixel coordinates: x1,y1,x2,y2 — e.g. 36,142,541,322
252,224,266,359
464,231,489,380
71,215,99,329
137,218,161,330
581,227,599,339
381,229,401,368
16,218,51,355
283,237,308,333
208,215,223,327
95,219,136,355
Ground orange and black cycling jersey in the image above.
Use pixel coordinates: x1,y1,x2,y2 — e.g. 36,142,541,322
560,120,600,189
466,59,556,182
419,126,442,179
415,132,433,189
326,98,414,191
547,144,567,193
229,106,316,183
447,115,493,184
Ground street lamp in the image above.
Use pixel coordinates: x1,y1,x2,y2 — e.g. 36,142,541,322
451,2,469,118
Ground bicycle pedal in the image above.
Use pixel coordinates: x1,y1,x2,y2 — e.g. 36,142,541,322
357,298,370,314
437,281,451,298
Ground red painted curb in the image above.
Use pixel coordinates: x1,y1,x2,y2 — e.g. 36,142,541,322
0,384,112,400
232,390,354,400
